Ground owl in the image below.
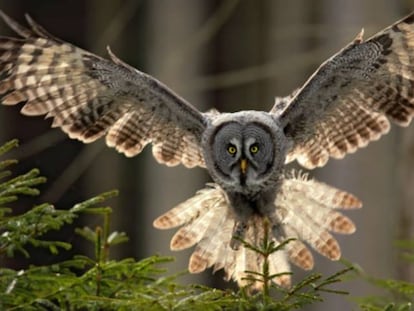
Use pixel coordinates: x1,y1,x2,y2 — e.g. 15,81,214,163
0,10,414,290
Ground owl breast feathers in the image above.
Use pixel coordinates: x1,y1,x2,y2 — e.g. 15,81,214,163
1,10,414,290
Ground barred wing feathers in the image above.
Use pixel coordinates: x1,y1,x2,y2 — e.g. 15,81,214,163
277,13,414,169
0,12,207,168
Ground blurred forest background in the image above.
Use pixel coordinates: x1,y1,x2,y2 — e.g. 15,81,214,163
1,0,414,309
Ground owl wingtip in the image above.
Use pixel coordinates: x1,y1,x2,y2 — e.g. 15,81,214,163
23,12,34,24
0,10,12,24
0,10,32,38
106,45,113,55
354,28,364,43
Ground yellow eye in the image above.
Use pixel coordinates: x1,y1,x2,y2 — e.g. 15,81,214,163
227,145,237,155
250,144,259,154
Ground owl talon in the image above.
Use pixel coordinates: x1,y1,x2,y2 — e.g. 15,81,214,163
230,236,241,250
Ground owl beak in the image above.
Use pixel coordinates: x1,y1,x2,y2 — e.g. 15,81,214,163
240,158,248,175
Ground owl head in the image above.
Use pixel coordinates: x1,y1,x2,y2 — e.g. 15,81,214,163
202,111,287,196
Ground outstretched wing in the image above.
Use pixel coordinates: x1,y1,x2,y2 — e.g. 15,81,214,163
274,13,414,169
0,12,208,168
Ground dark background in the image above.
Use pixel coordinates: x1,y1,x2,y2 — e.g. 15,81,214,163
1,1,414,309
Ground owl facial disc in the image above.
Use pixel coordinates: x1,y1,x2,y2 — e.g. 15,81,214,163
203,111,287,196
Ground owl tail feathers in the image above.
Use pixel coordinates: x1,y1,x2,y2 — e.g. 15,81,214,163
274,171,362,264
153,184,295,290
187,212,294,291
153,174,361,291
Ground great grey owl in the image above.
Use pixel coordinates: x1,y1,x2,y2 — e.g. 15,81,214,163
0,11,413,289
